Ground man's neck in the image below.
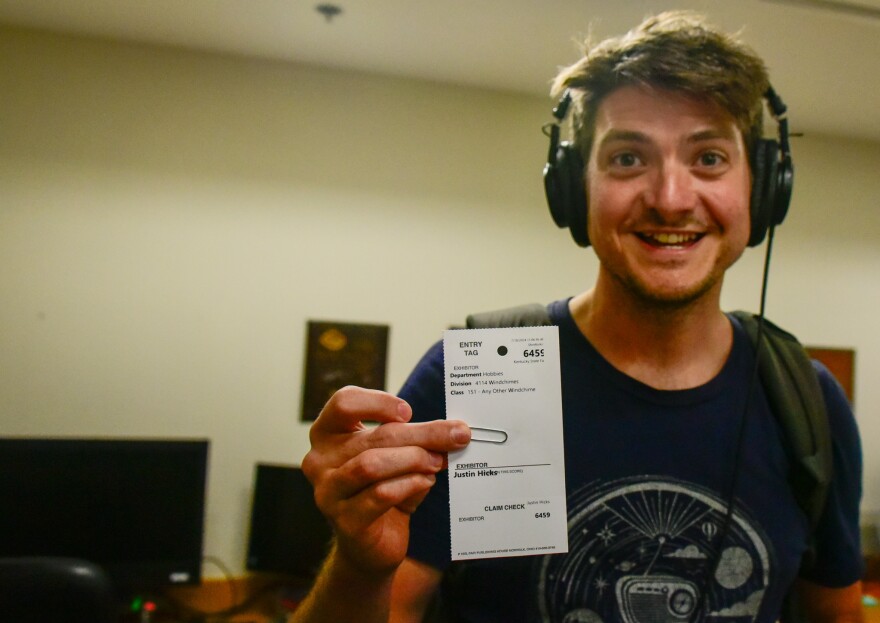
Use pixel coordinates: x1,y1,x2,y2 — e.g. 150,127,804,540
569,280,733,391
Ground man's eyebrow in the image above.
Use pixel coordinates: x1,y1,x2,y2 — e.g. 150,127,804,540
687,127,738,143
596,129,650,148
595,126,740,150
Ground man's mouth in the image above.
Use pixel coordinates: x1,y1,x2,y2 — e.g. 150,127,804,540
637,232,703,248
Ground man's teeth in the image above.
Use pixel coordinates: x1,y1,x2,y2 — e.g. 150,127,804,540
649,233,698,245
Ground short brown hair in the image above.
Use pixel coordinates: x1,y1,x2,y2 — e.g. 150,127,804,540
551,11,770,161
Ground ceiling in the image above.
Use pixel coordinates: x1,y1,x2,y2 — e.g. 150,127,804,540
1,0,878,141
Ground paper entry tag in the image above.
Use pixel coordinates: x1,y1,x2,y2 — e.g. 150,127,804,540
443,325,568,561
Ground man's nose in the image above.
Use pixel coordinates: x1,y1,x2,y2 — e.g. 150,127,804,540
644,163,696,214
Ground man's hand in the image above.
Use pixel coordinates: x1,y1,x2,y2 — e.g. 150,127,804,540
301,386,471,575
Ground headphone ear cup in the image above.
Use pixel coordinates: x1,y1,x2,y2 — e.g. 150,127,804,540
560,144,589,247
544,142,590,247
749,139,778,247
772,152,794,228
545,151,570,229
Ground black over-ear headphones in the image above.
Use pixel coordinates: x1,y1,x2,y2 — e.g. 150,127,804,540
543,87,794,248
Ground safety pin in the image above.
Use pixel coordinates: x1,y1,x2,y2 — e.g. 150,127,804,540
469,426,508,444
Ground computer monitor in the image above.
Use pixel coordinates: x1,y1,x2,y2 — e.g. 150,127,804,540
245,463,333,580
0,437,209,594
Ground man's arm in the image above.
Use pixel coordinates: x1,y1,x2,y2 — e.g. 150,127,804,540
795,578,865,623
390,558,445,622
291,541,395,623
292,554,442,623
289,386,469,623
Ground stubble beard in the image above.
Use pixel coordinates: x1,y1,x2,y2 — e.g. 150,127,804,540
605,259,729,316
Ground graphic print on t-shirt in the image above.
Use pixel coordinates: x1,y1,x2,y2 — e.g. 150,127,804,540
537,477,774,623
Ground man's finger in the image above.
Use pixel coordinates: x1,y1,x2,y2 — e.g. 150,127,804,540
358,419,471,455
311,386,411,435
326,446,444,502
336,473,438,528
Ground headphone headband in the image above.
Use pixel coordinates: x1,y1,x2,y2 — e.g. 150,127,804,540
543,87,794,248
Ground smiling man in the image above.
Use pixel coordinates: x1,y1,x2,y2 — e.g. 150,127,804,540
292,12,863,623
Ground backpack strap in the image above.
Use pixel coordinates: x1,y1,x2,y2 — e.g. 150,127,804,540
466,303,552,329
730,310,833,571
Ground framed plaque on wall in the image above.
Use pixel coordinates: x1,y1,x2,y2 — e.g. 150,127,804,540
805,346,855,405
300,321,389,421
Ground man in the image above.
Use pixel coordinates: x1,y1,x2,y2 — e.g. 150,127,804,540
293,12,863,623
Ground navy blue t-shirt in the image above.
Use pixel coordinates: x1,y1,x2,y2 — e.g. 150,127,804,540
400,299,862,623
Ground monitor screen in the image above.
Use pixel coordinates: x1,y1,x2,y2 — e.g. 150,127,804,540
245,463,333,580
0,437,209,593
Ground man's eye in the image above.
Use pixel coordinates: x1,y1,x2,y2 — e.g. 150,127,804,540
612,153,641,167
698,152,725,167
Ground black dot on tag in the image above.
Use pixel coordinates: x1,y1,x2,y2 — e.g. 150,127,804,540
497,346,508,356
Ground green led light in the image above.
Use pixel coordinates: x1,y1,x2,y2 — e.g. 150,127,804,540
130,596,143,612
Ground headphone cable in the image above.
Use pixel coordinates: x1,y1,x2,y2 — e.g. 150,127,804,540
692,221,776,621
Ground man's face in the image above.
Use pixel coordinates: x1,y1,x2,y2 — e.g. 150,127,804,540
585,85,752,308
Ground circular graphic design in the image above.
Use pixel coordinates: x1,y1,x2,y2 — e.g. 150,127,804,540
537,477,773,623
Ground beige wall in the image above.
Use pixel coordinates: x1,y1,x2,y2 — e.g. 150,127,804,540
2,26,879,576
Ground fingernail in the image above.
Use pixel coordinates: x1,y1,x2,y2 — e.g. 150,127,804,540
451,424,471,445
429,452,444,468
397,401,412,420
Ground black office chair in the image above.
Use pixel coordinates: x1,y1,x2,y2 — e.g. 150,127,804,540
0,557,117,623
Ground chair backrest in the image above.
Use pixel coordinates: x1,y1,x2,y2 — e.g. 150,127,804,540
0,557,117,623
